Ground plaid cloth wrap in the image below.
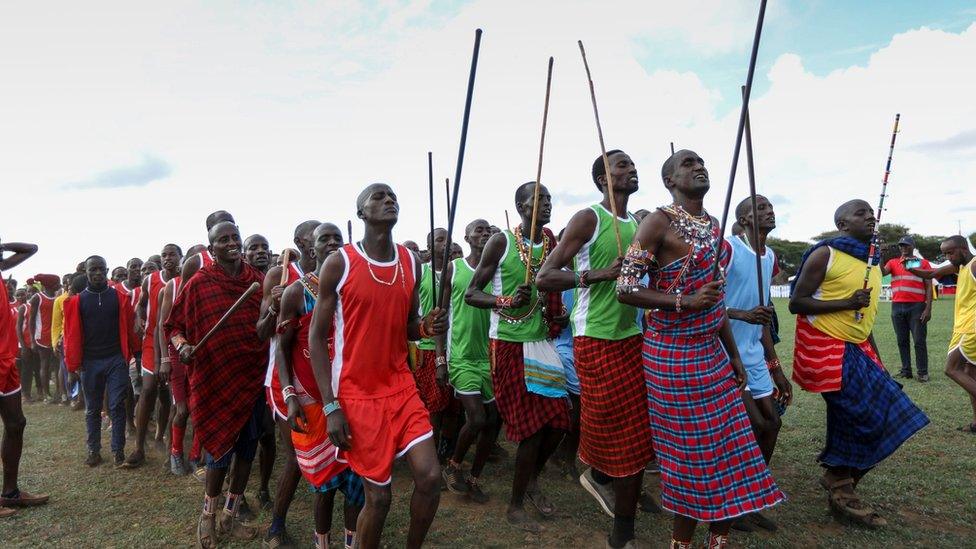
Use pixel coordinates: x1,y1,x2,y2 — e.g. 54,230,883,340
819,342,929,470
165,262,268,461
642,233,784,521
414,349,452,413
490,339,570,442
574,335,654,477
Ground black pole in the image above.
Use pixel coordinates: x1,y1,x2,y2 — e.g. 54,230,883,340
438,28,482,308
741,85,765,307
346,220,352,244
670,141,675,155
714,0,768,276
427,151,437,300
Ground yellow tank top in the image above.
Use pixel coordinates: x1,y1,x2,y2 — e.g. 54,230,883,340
953,258,976,335
810,247,880,343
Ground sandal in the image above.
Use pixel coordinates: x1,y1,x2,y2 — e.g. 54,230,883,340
197,512,217,549
957,423,976,434
819,477,887,528
526,485,555,518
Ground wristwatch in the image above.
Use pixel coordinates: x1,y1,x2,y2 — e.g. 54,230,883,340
323,399,341,416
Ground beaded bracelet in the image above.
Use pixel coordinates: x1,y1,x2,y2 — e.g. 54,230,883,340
766,358,782,371
282,385,297,401
674,293,683,313
418,321,430,340
435,356,447,367
495,295,514,309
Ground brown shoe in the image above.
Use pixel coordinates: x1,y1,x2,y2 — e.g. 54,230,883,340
0,490,50,508
0,506,16,518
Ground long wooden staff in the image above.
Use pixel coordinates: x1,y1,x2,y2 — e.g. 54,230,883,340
713,0,768,276
427,152,437,301
525,56,555,283
346,220,352,245
741,85,765,307
437,28,483,308
189,281,261,357
504,210,511,231
278,249,291,286
578,40,622,255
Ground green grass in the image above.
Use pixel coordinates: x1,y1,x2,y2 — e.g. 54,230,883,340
4,298,975,547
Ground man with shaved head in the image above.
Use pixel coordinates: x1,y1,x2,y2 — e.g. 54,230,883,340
180,210,236,286
244,235,272,274
790,198,928,529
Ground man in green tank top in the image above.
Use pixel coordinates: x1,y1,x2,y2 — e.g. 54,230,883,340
466,182,570,534
537,150,655,548
439,219,498,503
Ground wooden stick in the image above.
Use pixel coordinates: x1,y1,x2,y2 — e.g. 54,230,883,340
437,28,483,309
525,56,555,284
278,249,291,286
578,40,622,256
427,152,437,301
504,210,511,231
741,85,765,307
189,281,261,357
346,220,352,244
713,0,768,276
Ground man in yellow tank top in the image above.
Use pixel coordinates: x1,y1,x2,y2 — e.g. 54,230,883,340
789,199,928,529
910,235,976,431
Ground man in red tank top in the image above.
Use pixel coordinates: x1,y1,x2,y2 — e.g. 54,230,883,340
28,274,59,403
309,184,447,547
0,240,50,517
15,289,36,402
122,243,183,468
255,220,320,544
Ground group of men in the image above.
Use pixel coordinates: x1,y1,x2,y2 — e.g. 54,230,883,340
2,145,971,549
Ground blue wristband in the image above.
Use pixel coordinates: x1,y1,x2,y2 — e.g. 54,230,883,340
323,400,341,416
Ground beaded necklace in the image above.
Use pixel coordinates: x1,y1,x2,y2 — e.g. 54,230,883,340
356,242,405,291
660,204,715,255
513,224,551,275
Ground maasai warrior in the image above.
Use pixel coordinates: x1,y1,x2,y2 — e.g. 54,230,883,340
14,288,36,402
308,183,447,548
0,240,49,518
536,151,655,548
64,256,138,468
722,195,792,532
257,220,321,544
616,150,784,548
277,222,364,549
909,236,976,430
415,228,453,450
27,274,59,403
466,182,571,533
180,210,234,287
245,234,272,274
789,199,929,528
141,261,159,279
166,221,268,546
123,243,182,467
120,258,143,434
440,219,498,503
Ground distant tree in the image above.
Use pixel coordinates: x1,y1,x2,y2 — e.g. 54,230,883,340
767,237,812,280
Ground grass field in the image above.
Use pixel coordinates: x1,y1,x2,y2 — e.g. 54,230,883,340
4,298,975,547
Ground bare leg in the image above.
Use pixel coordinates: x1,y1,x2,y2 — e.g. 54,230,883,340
673,515,698,544
471,404,499,478
450,394,487,465
608,472,643,547
403,437,441,549
946,350,976,424
314,490,337,537
271,417,302,521
154,384,171,449
555,393,581,475
356,480,392,549
0,394,27,493
125,374,157,465
741,391,782,464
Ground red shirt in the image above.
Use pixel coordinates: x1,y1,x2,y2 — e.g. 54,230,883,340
265,261,306,389
144,271,175,346
34,292,55,346
885,257,931,303
332,244,417,399
1,279,18,361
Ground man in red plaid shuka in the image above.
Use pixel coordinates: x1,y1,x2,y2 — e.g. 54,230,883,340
165,221,268,548
537,151,656,549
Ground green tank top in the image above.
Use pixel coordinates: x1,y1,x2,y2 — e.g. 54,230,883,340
571,204,640,340
489,229,548,342
417,262,441,350
449,257,490,362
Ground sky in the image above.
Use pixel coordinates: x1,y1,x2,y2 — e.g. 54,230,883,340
2,0,975,281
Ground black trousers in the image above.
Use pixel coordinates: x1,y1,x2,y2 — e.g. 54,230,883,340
891,302,928,376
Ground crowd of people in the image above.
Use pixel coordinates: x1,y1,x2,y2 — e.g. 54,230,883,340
1,148,974,549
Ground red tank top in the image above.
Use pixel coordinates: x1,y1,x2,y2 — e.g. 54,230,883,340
265,262,306,389
1,281,18,360
20,302,31,348
332,243,416,399
34,293,55,346
162,276,182,363
200,250,214,268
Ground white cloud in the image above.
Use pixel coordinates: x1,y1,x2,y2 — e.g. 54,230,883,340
0,2,972,280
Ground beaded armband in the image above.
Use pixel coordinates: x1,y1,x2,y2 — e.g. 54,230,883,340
766,358,782,371
495,295,514,310
616,242,654,295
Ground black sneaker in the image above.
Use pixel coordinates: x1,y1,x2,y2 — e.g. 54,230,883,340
113,451,126,468
442,462,469,494
466,477,489,504
85,451,103,467
897,371,913,379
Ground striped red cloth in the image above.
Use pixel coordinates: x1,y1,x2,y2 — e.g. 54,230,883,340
490,339,570,442
792,316,881,393
414,349,451,413
574,335,654,477
165,262,268,461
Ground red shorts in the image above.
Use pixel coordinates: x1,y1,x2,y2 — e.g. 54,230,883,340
141,340,156,375
170,360,189,404
0,356,20,397
338,386,432,485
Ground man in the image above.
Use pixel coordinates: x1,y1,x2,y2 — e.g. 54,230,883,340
256,220,321,545
120,258,143,432
64,256,138,467
449,242,464,261
440,219,498,503
909,235,976,431
722,195,793,532
617,150,783,547
0,240,48,518
181,210,235,285
166,222,267,546
245,235,273,273
789,199,929,528
535,151,653,547
28,274,60,403
53,274,86,409
415,229,453,452
308,184,446,548
466,182,571,533
123,243,182,467
14,288,36,403
111,267,128,285
881,236,933,381
141,261,159,279
277,222,364,548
